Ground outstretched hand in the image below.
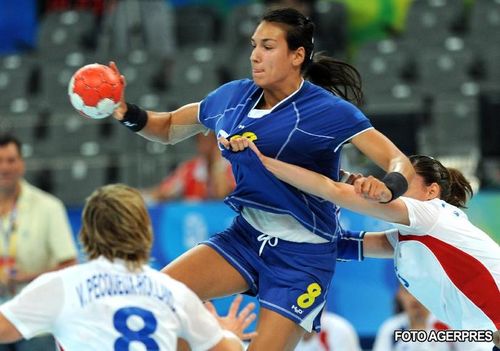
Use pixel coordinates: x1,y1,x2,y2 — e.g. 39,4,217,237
353,176,392,203
108,61,127,120
204,295,258,341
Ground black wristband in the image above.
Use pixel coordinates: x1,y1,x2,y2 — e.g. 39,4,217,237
381,172,408,203
118,103,148,132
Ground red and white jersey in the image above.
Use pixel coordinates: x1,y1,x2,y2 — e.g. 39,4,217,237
0,257,224,351
392,197,500,330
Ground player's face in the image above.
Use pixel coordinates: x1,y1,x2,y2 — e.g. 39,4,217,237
0,143,24,192
250,21,302,90
404,174,432,201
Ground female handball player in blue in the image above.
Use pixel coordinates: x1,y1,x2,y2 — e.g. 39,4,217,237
109,8,415,350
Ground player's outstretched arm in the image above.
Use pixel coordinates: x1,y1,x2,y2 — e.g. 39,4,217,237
0,314,22,343
224,138,411,225
109,62,207,145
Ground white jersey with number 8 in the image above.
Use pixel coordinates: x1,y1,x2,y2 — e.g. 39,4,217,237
0,257,224,351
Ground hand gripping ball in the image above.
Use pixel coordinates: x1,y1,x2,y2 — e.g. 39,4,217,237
68,63,123,119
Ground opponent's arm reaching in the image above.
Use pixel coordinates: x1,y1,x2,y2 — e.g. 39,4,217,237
222,137,410,225
221,137,406,259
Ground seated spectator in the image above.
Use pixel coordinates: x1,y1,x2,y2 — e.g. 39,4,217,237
145,132,235,202
295,311,362,351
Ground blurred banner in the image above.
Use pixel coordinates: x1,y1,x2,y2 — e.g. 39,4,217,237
67,192,499,338
466,192,500,243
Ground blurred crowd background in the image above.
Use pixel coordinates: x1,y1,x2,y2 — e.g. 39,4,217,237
1,0,499,205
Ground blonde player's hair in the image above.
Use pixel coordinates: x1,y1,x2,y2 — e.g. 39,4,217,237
80,184,152,271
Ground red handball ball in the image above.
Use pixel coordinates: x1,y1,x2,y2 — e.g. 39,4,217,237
68,63,123,119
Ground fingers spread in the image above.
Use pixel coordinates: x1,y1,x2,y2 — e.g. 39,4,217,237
228,294,243,318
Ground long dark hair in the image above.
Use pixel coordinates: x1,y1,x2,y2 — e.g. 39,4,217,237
262,8,363,105
410,155,473,208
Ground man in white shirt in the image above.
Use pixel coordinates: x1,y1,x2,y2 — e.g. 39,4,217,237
0,133,77,350
0,184,255,350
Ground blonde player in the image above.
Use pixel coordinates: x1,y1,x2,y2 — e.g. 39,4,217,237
227,138,500,349
0,184,255,350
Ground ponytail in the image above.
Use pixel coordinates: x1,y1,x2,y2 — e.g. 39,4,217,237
444,168,473,209
304,53,363,106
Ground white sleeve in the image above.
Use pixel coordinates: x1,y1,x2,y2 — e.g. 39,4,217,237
0,272,63,339
176,285,224,351
392,197,440,234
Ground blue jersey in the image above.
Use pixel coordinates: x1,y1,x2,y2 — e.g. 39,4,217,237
199,79,372,241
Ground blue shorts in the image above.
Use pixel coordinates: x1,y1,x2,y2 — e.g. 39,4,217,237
201,215,338,332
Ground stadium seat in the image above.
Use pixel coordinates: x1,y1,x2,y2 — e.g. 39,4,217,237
404,0,465,42
417,46,479,96
107,50,163,102
175,5,220,47
224,3,265,51
34,112,100,157
0,54,35,105
169,46,221,104
355,50,413,98
468,0,500,45
476,48,500,87
50,156,112,206
478,88,500,158
117,153,175,190
37,10,96,57
426,94,479,156
363,95,425,155
313,1,348,57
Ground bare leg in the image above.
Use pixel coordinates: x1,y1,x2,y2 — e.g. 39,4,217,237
247,308,306,351
162,244,250,301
